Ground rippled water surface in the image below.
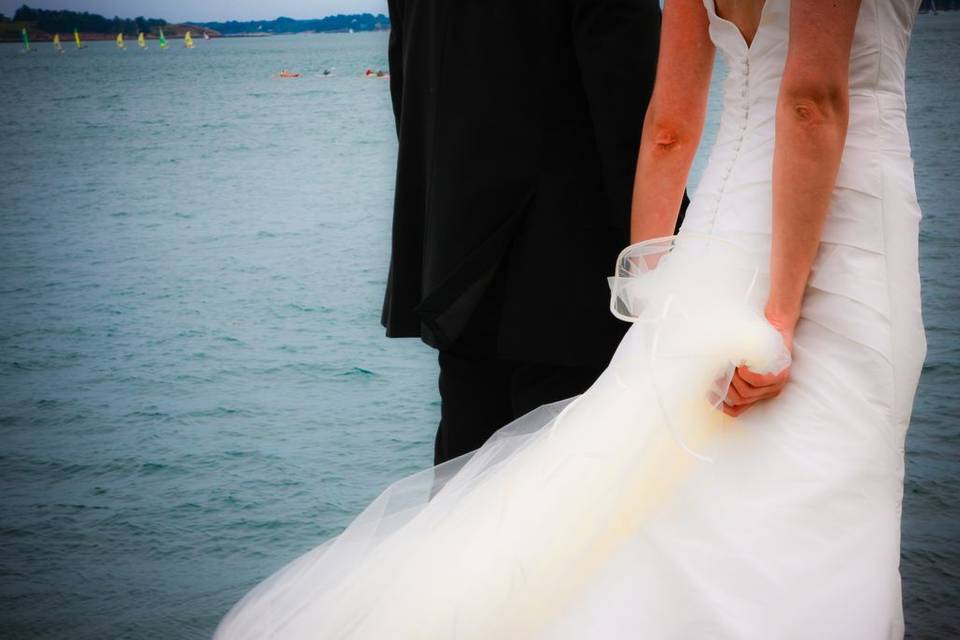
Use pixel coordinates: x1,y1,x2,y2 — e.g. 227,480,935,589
1,19,957,639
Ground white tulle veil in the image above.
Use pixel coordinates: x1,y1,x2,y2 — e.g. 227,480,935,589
215,233,789,639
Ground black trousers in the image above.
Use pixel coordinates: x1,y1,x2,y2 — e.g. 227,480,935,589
430,252,609,465
434,350,603,465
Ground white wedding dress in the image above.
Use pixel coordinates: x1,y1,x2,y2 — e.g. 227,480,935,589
215,1,926,637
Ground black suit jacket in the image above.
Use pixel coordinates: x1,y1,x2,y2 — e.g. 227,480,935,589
382,0,676,368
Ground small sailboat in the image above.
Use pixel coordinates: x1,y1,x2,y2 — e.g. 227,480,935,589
138,32,147,49
116,32,126,49
21,27,32,53
73,28,85,49
203,32,210,41
53,33,64,54
184,31,195,48
159,28,168,50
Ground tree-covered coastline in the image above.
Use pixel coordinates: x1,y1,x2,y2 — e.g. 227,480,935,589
198,14,390,36
9,5,168,35
0,5,390,43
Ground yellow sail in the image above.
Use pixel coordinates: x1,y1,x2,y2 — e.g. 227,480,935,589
116,32,125,49
184,31,194,48
137,32,146,49
74,28,82,49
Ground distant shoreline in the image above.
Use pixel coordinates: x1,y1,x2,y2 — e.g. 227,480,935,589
0,30,388,44
1,9,390,43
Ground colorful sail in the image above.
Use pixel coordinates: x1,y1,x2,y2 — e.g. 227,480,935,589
73,28,83,49
137,32,146,49
53,33,64,53
184,31,194,48
116,32,126,49
159,28,168,49
21,28,30,52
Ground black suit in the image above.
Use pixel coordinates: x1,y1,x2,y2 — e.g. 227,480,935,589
384,0,677,464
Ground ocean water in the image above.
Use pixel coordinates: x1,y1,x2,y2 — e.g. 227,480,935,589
0,21,957,639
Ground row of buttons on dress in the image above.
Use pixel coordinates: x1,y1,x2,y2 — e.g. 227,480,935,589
710,57,751,235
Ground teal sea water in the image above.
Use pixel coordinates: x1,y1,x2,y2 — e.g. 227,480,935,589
0,22,957,638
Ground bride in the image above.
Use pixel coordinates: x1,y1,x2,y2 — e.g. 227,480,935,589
216,0,926,637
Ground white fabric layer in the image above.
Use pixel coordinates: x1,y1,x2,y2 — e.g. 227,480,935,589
216,236,791,639
216,0,926,637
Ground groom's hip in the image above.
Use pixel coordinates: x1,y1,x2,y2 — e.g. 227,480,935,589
434,348,603,465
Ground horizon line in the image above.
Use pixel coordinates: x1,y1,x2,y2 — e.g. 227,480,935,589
2,5,389,25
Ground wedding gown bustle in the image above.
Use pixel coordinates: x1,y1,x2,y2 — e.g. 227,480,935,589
215,0,926,637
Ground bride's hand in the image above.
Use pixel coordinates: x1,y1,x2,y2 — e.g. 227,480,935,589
722,313,795,418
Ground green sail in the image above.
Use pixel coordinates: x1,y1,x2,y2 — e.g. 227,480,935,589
21,27,30,52
159,28,168,49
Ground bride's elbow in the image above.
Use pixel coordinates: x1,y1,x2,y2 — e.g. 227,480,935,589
778,81,849,131
643,120,695,156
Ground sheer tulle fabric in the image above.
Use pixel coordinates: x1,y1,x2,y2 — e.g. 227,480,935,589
214,235,789,639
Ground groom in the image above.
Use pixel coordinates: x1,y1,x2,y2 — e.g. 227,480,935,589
383,0,680,465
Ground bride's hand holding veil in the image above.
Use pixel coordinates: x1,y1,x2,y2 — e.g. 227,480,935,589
722,312,794,417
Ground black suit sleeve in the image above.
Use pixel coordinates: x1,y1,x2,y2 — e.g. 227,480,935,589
568,0,664,230
387,0,405,135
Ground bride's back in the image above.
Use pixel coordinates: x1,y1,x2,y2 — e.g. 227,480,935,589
712,0,766,46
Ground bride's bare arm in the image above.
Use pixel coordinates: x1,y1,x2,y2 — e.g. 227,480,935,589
726,0,862,416
766,0,862,329
629,0,714,243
